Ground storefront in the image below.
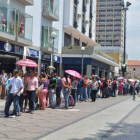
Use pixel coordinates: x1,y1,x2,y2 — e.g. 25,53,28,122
26,47,39,73
41,53,51,73
53,55,61,76
0,41,23,73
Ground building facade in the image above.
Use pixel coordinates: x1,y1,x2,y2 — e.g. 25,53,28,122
96,0,124,48
127,60,140,79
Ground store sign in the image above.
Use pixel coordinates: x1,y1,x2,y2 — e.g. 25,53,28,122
42,53,51,61
0,41,23,55
54,55,61,63
26,48,39,58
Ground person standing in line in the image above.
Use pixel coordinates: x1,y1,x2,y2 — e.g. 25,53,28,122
26,70,38,114
4,69,23,118
0,76,2,98
102,78,109,98
83,76,88,102
61,73,71,109
48,72,57,109
55,75,62,108
71,76,78,106
123,82,128,95
0,70,7,99
111,78,117,97
78,77,85,102
91,77,98,102
87,77,91,101
118,81,123,95
6,73,12,97
96,77,101,99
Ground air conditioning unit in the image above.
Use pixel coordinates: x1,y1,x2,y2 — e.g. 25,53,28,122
86,20,89,24
78,14,81,19
86,0,89,4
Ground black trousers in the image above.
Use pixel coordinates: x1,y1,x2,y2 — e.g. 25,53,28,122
91,90,97,102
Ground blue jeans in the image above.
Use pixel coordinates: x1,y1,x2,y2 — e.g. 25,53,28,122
27,90,35,111
5,93,20,116
123,88,127,95
112,89,116,97
72,89,77,104
79,87,84,101
49,89,56,108
87,87,91,99
63,88,70,108
83,88,88,101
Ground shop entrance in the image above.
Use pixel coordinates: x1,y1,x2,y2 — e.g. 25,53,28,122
0,55,18,73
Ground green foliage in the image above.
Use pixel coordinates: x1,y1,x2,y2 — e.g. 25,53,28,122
76,46,80,49
84,46,88,49
68,44,74,49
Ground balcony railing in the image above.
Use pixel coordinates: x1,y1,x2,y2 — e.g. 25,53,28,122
43,0,59,21
0,1,33,46
42,26,59,50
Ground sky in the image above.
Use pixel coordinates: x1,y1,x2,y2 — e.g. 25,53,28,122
125,0,140,60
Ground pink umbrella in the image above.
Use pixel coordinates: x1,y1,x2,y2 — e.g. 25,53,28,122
128,79,135,83
15,59,39,68
117,77,124,81
65,70,82,79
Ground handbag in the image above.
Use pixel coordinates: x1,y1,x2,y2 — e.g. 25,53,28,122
60,90,64,99
97,89,101,96
37,84,44,92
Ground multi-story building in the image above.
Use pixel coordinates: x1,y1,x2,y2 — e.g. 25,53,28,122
96,0,124,48
0,0,119,78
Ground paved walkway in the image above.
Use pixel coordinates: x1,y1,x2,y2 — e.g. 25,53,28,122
0,95,138,140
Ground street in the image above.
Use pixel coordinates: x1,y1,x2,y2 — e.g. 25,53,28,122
0,95,140,140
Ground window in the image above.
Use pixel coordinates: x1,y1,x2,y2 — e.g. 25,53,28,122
107,0,114,2
107,14,113,17
106,35,112,37
114,14,121,17
64,33,71,46
99,10,106,12
82,13,85,28
107,5,113,7
107,9,113,12
73,1,78,28
114,40,119,43
106,30,113,32
99,5,106,7
115,4,121,7
82,0,86,13
99,0,106,2
114,9,121,12
99,40,105,43
90,0,93,19
89,19,92,38
99,20,105,22
99,30,105,32
114,19,121,22
99,25,105,27
114,34,121,37
99,15,106,17
114,24,121,27
82,42,87,47
106,25,113,27
106,40,112,43
106,20,113,22
114,29,121,32
74,38,80,46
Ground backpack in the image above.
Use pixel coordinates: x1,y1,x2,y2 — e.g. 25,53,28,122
124,84,127,89
69,95,74,106
112,82,117,89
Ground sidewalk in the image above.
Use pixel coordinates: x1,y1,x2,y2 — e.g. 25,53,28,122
0,96,132,140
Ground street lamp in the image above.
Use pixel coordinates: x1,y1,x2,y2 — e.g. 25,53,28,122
81,47,85,77
121,1,131,77
51,31,57,66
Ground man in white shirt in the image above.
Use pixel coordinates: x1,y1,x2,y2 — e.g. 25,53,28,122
4,69,23,118
0,70,7,99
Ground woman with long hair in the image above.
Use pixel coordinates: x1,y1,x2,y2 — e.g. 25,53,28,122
61,73,71,109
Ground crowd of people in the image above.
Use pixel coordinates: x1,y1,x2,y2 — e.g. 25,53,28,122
0,69,138,118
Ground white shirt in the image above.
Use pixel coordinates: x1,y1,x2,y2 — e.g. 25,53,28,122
10,77,23,96
0,74,7,85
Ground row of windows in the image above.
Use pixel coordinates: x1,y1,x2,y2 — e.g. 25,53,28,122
98,4,121,7
98,29,121,32
64,33,87,46
97,24,121,27
97,35,121,37
98,40,120,43
98,9,121,12
98,14,121,17
98,0,122,2
98,19,121,22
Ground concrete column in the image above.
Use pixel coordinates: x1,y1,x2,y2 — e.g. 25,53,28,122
86,65,92,77
22,47,26,74
71,35,74,46
102,69,105,78
95,67,99,76
38,51,41,76
80,39,82,47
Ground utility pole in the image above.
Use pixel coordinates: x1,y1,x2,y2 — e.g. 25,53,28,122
121,1,131,77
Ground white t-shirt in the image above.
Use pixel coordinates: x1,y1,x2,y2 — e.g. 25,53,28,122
71,80,78,89
10,77,23,96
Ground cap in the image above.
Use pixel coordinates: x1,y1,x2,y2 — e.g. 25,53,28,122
13,69,18,73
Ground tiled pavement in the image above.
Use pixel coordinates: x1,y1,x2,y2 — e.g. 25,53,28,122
0,96,131,140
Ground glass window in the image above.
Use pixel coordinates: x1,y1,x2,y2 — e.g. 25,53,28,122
82,13,85,28
74,38,80,46
73,5,77,22
82,42,87,47
64,33,71,46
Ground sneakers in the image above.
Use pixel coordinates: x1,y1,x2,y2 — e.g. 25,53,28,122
30,111,34,114
3,115,9,118
11,115,16,118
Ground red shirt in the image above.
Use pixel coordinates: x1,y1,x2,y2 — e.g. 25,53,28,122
83,79,87,88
